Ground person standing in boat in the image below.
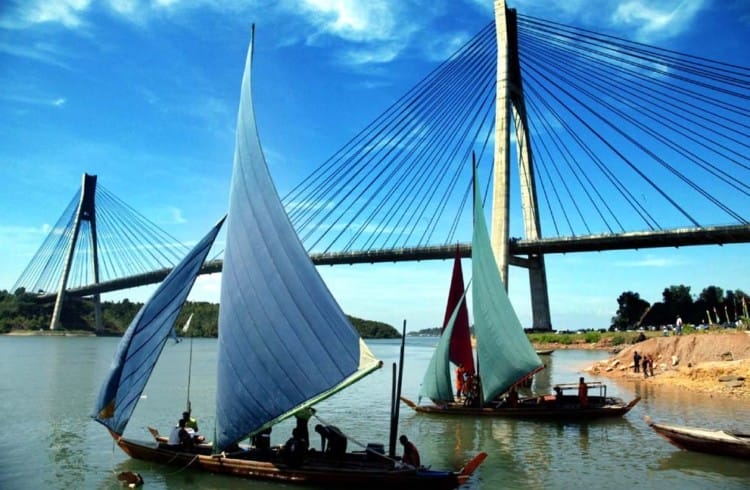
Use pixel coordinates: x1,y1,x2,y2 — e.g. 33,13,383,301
399,435,421,468
577,377,589,408
455,363,466,398
294,407,315,450
314,424,347,458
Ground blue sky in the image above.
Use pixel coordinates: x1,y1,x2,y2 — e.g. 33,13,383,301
1,0,749,331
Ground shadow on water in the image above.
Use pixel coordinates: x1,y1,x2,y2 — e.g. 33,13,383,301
654,449,750,480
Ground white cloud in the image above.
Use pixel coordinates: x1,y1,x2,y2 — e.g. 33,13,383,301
295,0,420,67
422,31,473,62
26,0,91,28
0,91,69,107
166,207,187,225
503,0,706,43
0,42,71,68
611,0,706,41
299,0,401,43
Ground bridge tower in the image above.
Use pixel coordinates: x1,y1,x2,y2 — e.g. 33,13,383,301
49,173,103,331
492,0,552,330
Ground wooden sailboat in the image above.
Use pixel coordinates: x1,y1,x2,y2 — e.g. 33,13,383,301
646,416,750,459
92,29,485,489
401,165,639,419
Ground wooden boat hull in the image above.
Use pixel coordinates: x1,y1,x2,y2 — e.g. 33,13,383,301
113,433,484,489
645,417,750,460
401,395,640,420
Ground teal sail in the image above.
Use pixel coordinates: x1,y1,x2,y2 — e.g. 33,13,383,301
92,217,224,434
472,169,543,404
215,32,381,450
419,284,470,403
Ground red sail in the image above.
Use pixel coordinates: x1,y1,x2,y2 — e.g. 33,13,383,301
441,246,475,374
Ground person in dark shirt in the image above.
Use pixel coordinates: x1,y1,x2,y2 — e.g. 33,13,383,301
294,407,315,451
252,427,272,450
314,424,347,458
283,428,307,468
633,351,641,373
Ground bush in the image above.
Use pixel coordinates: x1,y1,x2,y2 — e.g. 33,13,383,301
584,332,601,343
611,334,626,346
557,335,573,345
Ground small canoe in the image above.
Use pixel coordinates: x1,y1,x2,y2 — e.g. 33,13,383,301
535,350,554,356
645,416,750,460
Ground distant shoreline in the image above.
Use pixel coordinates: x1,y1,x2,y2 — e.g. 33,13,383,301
3,330,97,337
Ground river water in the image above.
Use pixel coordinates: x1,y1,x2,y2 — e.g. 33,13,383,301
1,336,748,489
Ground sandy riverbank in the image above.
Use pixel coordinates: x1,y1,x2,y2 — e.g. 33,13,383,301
581,331,750,400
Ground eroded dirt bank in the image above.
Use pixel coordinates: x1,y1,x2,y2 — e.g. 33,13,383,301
581,332,750,400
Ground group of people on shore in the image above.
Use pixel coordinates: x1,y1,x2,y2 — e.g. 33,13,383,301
633,351,655,377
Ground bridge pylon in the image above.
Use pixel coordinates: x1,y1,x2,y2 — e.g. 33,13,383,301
492,0,552,330
49,173,103,331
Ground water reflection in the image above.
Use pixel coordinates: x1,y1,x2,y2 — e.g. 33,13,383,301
3,337,749,490
655,450,750,480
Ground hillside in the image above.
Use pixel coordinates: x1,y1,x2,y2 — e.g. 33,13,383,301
585,332,750,399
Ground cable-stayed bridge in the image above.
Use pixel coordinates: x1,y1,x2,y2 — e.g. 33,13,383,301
13,2,750,331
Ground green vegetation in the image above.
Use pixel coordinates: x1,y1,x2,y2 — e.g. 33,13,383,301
527,330,647,346
0,289,400,339
611,284,748,331
3,281,746,340
347,316,401,338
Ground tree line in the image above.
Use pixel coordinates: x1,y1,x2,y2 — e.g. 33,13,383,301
611,284,749,330
0,289,400,339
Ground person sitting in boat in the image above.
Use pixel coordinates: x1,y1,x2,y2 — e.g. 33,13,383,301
314,424,347,458
168,418,194,451
578,377,589,408
399,435,421,468
181,411,205,443
251,427,272,451
464,375,481,407
182,410,198,431
554,385,563,406
282,428,307,468
507,386,519,408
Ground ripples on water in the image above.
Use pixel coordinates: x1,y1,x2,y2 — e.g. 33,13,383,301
1,336,748,489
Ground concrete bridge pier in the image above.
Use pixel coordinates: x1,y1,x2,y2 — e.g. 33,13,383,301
494,0,553,331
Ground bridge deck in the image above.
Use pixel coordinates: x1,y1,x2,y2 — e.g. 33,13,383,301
38,224,750,300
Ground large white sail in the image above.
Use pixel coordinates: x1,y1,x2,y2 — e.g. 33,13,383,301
214,30,381,451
